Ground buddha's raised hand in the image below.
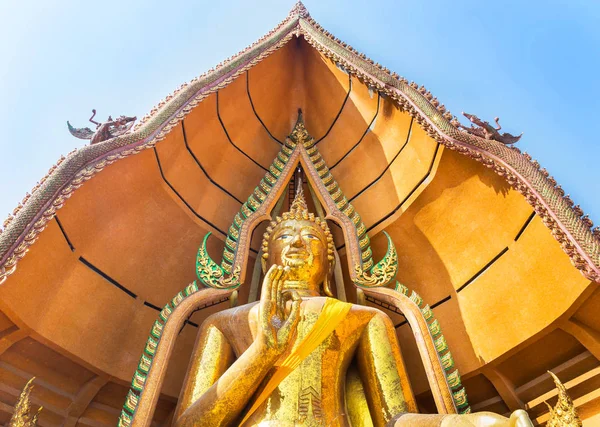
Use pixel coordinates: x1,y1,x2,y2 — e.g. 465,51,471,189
257,265,301,356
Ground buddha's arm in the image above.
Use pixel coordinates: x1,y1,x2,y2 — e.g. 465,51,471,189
175,265,300,427
174,322,236,420
356,313,534,427
175,340,281,427
356,311,417,426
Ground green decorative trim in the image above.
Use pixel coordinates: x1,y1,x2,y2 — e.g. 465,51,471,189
119,282,231,426
409,290,423,307
150,320,163,339
121,295,178,423
429,319,442,338
394,281,471,414
213,122,303,282
440,352,455,371
171,291,185,307
118,410,132,427
361,246,373,262
421,304,434,322
123,390,138,413
144,336,157,357
131,371,146,393
159,305,172,322
446,369,462,389
452,388,469,411
304,141,375,269
138,354,152,373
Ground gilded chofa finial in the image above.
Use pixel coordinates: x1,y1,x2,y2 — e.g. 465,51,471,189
68,109,136,145
544,371,582,427
289,109,312,147
9,378,41,427
289,1,310,19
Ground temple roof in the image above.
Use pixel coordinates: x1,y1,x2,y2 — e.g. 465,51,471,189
0,2,599,426
1,2,597,285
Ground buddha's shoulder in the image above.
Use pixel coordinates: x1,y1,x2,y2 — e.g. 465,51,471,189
307,297,387,318
202,301,259,327
346,301,388,321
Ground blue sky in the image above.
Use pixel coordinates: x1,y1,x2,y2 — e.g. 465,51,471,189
0,0,598,229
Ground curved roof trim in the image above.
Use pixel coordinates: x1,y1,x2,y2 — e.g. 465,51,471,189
1,2,598,284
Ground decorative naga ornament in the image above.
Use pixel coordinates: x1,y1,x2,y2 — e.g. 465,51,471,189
545,371,582,427
8,378,41,427
195,233,241,289
454,112,522,144
67,109,136,145
354,233,398,287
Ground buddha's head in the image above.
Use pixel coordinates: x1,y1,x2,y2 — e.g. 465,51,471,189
261,188,335,296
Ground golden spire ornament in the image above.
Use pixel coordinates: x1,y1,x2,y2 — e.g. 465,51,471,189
9,377,41,427
545,371,582,427
289,185,308,215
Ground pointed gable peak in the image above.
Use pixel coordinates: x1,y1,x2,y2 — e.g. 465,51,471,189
289,1,310,19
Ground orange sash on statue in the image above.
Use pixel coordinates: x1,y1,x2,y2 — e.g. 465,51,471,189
240,298,352,425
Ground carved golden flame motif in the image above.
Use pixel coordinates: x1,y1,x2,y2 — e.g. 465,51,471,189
288,112,312,147
9,378,41,427
545,371,582,427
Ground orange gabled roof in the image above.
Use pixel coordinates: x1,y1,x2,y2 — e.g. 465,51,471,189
1,1,598,285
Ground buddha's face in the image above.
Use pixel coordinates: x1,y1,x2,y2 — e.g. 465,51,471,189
267,219,328,294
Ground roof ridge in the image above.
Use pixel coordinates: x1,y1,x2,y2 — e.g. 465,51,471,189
132,9,301,133
0,7,304,283
289,1,310,19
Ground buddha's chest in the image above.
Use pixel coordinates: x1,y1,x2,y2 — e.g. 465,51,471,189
250,310,362,426
233,304,366,356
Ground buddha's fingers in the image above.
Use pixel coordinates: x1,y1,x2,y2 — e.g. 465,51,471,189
278,291,301,344
273,268,282,318
261,264,277,304
259,265,278,340
271,266,284,306
276,267,290,318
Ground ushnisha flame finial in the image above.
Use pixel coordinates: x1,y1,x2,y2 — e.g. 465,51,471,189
289,1,310,19
290,185,308,216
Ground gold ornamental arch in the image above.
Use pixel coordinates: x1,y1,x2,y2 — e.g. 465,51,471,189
119,112,471,427
195,110,398,291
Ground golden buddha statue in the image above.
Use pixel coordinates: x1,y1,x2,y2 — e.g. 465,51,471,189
172,189,534,427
